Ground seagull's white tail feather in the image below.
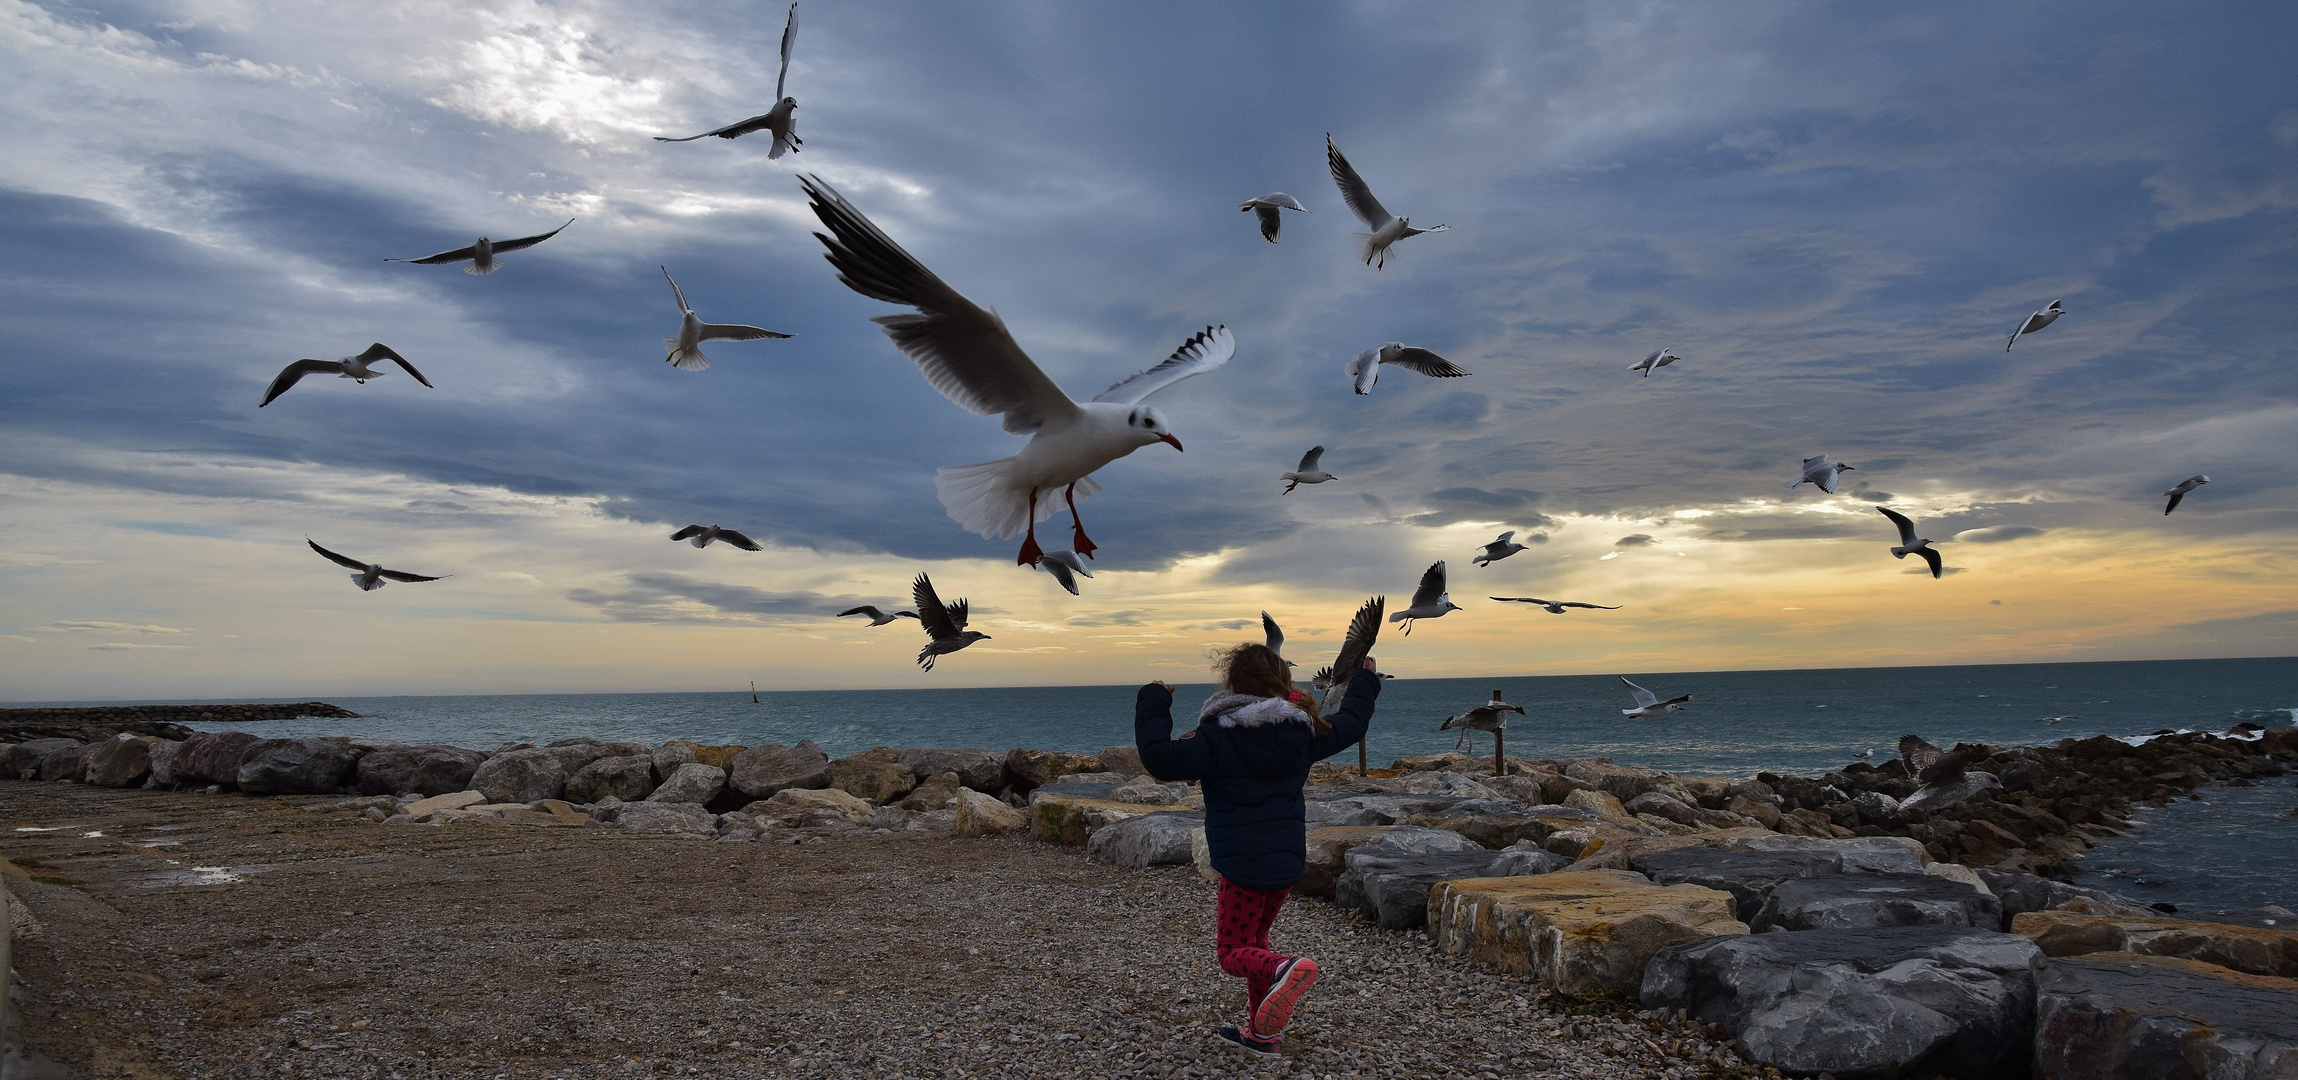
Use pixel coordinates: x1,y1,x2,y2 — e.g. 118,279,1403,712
353,574,384,591
665,339,712,371
465,260,500,276
936,459,1101,540
1354,232,1382,265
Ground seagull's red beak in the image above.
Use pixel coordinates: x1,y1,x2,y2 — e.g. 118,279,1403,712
1158,433,1183,452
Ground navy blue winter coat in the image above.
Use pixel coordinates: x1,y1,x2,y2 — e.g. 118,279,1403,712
1134,669,1381,892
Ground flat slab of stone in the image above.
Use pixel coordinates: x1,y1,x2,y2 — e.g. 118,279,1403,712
1631,845,1844,923
1722,833,1929,874
1028,790,1197,846
1338,850,1515,931
1642,926,2044,1080
1754,871,2002,934
2014,911,2298,979
404,790,486,816
1428,869,1745,995
2034,953,2298,1080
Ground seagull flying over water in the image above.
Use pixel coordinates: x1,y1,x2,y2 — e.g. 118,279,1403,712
1629,349,1681,378
654,3,803,158
2162,475,2209,515
1490,597,1621,614
1281,446,1337,493
1472,530,1528,567
670,524,762,551
385,219,573,275
260,344,433,407
912,573,989,671
660,267,791,371
1346,343,1470,395
2005,299,2065,351
1238,193,1309,243
1327,134,1447,269
1440,691,1524,754
1033,550,1094,596
1878,507,1943,579
1619,676,1692,719
1788,455,1857,494
1389,561,1461,635
803,175,1234,566
307,540,446,593
837,606,918,627
2037,715,2078,725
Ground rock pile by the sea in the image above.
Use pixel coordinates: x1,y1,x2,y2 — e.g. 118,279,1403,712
0,701,356,744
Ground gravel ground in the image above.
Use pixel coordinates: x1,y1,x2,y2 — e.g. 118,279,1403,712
4,783,1754,1079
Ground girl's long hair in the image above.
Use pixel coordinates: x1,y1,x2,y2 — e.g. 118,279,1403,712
1212,642,1328,734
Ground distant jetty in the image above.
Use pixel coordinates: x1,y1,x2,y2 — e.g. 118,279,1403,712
0,702,358,743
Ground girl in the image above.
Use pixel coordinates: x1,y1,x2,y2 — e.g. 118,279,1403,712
1135,643,1382,1059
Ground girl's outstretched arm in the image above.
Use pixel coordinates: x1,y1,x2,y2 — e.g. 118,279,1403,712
1308,667,1383,759
1135,681,1210,781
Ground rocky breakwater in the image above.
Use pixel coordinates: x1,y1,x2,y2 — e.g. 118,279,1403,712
0,701,356,744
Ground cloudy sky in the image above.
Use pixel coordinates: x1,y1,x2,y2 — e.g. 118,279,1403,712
4,0,2295,700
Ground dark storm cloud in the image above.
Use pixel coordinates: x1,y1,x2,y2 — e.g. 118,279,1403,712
566,572,861,624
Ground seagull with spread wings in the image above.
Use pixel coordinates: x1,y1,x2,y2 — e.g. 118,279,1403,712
1491,597,1621,614
2005,299,2065,351
802,175,1235,566
1618,676,1692,719
1346,342,1470,395
2162,474,2210,515
660,267,791,371
654,2,804,158
1389,561,1461,635
1033,551,1094,595
1238,192,1309,243
1281,446,1337,493
1315,596,1385,774
385,219,572,275
1472,530,1528,567
670,524,762,551
1327,134,1447,269
307,540,446,593
1628,348,1681,378
912,573,989,671
1788,455,1856,494
260,344,433,407
837,605,917,626
1440,691,1525,755
1878,507,1943,578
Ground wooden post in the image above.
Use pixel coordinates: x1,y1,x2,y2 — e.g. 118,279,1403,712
1359,739,1369,777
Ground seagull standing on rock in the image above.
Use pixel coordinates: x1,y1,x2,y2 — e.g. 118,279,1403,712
1389,561,1462,635
2006,300,2066,351
260,344,434,407
1281,446,1337,493
654,2,804,158
1238,193,1309,243
1629,349,1681,378
385,220,573,275
911,573,989,671
1618,676,1692,719
836,606,917,626
1327,134,1447,269
803,176,1234,566
1346,343,1470,395
307,540,446,592
2162,475,2210,515
1440,691,1524,756
660,267,791,371
670,524,762,551
1471,530,1528,567
1878,508,1944,579
1788,455,1857,494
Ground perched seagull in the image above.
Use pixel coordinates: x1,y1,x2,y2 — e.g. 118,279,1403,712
660,267,791,371
307,539,446,593
1238,192,1309,243
1472,530,1528,567
837,606,917,626
1618,676,1692,719
2038,715,2078,725
1281,446,1337,493
669,524,762,551
260,343,433,407
1629,349,1681,378
1439,692,1524,754
385,219,573,275
1788,455,1857,494
1854,748,1877,761
1327,134,1447,269
1033,550,1094,595
654,2,803,158
803,175,1235,565
1878,507,1944,579
2005,299,2066,351
1490,597,1621,614
912,572,989,671
1346,342,1471,395
2162,475,2210,515
1389,561,1462,635
1898,734,1986,785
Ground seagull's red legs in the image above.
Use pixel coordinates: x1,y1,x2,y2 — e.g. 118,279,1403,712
1017,487,1045,566
1065,483,1097,559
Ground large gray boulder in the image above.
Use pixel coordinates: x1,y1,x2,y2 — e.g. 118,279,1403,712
1331,832,1563,932
1096,745,1145,778
355,745,487,797
644,763,727,805
38,741,94,781
1086,811,1203,868
236,738,357,795
1754,872,2004,934
143,739,184,788
1642,926,2043,1080
2033,953,2298,1080
468,744,604,804
84,734,161,788
1726,834,1930,875
171,731,263,787
610,801,717,836
1633,846,1845,923
564,754,656,803
1978,868,2159,924
3,738,81,780
649,741,697,781
1306,794,1484,827
895,748,1007,792
728,740,831,800
1354,825,1489,858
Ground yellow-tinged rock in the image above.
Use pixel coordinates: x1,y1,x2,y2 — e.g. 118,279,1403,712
2012,911,2298,979
760,786,874,824
1429,869,1748,995
1562,788,1634,824
1029,791,1165,846
536,799,590,824
404,790,485,817
954,788,1029,837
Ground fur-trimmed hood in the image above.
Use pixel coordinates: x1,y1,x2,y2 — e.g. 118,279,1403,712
1199,691,1313,730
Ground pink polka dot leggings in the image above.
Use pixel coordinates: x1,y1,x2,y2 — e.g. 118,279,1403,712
1215,877,1292,1015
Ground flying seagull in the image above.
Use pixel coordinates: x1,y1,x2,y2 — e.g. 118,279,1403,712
1490,597,1621,614
1033,550,1094,595
2162,474,2209,515
1618,676,1691,719
837,606,918,626
1327,134,1447,269
802,175,1234,565
654,2,803,158
1238,192,1309,243
2037,715,2078,725
670,524,762,551
1898,734,1986,786
1318,595,1386,773
1258,610,1301,671
1440,691,1524,755
260,343,433,407
1629,349,1681,378
1471,530,1528,567
1389,561,1461,635
1788,455,1857,494
385,219,573,275
307,539,445,592
1311,664,1393,692
1878,507,1943,579
1281,446,1337,493
1346,342,1470,395
660,267,791,371
912,572,989,671
2005,299,2065,351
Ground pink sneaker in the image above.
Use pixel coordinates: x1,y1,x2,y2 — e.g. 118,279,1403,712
1252,956,1320,1036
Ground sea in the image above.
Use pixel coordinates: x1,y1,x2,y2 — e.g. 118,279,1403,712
25,656,2298,911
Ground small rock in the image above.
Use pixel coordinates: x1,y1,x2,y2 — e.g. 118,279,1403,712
953,788,1029,836
828,754,917,804
754,786,874,826
611,801,716,836
1004,748,1103,791
1096,745,1145,778
894,748,1007,792
897,771,964,812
